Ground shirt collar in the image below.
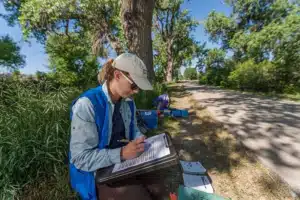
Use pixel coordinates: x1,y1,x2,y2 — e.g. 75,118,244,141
102,81,113,104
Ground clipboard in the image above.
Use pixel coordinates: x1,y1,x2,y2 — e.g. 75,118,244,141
95,132,178,184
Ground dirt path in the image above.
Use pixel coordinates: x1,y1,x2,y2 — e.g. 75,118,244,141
166,83,299,200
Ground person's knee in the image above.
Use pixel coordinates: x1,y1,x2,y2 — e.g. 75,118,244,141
145,183,168,200
97,184,152,200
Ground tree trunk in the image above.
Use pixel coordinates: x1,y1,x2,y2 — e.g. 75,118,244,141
120,0,155,81
166,58,173,82
166,40,173,82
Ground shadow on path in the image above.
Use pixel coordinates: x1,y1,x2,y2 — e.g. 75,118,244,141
183,83,300,196
164,83,298,200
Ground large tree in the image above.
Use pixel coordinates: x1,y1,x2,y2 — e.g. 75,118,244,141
120,0,155,80
153,0,198,82
0,35,25,71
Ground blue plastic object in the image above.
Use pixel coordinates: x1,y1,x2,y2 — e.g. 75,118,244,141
163,109,171,116
171,109,189,118
139,110,158,129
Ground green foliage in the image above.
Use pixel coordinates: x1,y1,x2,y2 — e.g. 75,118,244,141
184,67,197,80
202,0,300,94
46,33,99,87
197,48,233,86
198,73,208,85
228,60,280,92
205,48,225,69
283,84,300,94
35,71,47,80
12,70,21,81
178,73,184,81
2,0,156,85
0,35,25,71
194,42,209,71
13,0,123,50
205,11,235,49
0,77,80,199
2,0,124,88
153,0,199,81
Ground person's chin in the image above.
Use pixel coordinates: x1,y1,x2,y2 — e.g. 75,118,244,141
122,94,132,99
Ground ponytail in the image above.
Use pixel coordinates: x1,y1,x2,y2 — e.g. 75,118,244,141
97,58,115,84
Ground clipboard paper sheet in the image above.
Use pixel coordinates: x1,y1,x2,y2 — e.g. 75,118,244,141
112,133,170,173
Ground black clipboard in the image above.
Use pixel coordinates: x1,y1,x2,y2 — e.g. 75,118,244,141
95,132,178,184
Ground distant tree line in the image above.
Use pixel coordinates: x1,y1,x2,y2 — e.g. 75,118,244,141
199,0,300,94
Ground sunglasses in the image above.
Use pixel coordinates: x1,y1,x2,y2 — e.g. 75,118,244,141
119,71,139,90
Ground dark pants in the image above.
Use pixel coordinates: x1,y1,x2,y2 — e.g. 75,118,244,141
96,171,168,200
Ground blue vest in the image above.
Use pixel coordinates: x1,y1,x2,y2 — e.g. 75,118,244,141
69,86,135,200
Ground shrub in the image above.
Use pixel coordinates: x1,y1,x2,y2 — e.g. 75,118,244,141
198,74,208,85
228,60,279,92
283,84,300,94
184,67,198,80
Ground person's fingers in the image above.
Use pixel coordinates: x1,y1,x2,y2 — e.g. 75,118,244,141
129,143,144,153
128,142,139,151
137,143,145,151
136,147,144,152
135,136,145,144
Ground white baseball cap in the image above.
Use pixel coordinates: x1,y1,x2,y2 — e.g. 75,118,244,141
112,53,153,90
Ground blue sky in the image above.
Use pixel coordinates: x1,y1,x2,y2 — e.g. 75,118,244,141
0,1,231,74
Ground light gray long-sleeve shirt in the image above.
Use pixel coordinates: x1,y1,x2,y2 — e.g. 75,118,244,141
69,82,144,172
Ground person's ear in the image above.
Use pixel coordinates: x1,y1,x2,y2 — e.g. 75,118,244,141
114,70,121,80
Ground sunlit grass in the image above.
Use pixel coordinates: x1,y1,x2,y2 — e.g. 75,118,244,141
0,78,80,199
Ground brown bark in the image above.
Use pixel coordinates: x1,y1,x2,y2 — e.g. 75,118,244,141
120,0,155,81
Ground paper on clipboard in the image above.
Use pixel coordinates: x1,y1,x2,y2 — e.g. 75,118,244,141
112,133,170,173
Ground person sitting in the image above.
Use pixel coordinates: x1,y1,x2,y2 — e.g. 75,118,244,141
68,53,167,200
154,93,170,110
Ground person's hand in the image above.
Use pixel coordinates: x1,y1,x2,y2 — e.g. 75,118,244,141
121,136,145,160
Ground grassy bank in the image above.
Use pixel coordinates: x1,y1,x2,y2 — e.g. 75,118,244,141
0,78,80,199
199,82,300,102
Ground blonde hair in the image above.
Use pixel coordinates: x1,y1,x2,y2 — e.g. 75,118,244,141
97,58,115,84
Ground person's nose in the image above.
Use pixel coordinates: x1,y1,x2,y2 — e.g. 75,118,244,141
132,88,139,94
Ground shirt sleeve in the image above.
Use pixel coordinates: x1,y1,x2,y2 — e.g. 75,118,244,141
70,97,121,172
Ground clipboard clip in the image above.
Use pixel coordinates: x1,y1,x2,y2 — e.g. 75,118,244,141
163,134,170,148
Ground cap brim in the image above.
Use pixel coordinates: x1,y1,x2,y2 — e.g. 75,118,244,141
131,75,153,90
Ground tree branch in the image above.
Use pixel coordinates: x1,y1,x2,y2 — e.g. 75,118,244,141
157,14,166,40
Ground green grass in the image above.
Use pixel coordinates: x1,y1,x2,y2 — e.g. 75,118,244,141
279,93,300,102
0,78,80,199
200,83,300,102
238,90,300,102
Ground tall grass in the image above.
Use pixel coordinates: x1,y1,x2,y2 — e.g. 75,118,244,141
0,78,79,199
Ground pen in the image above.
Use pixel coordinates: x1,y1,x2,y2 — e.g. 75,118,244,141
117,139,146,144
117,139,131,143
